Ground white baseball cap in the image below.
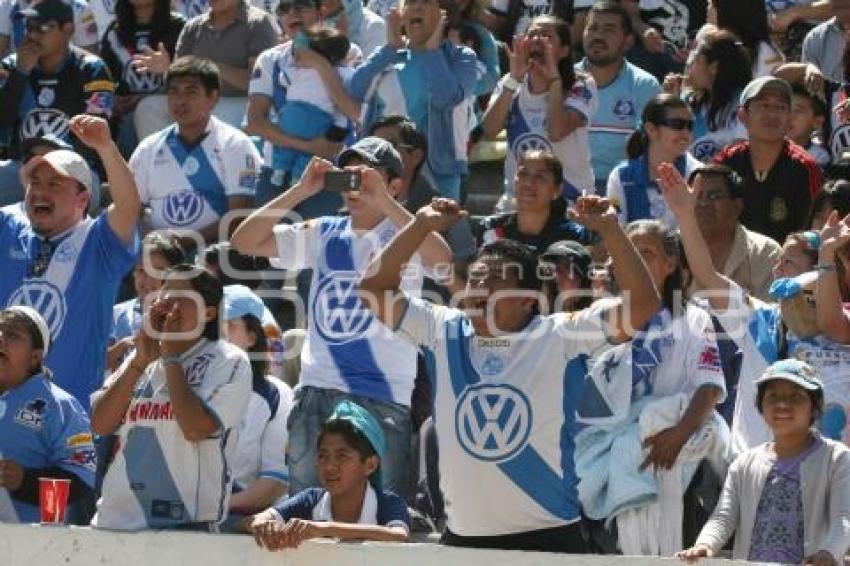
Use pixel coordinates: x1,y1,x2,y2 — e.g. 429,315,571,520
21,149,92,193
5,306,51,355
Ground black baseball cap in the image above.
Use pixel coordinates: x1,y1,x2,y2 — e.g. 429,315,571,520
17,0,74,23
541,240,592,277
338,137,404,179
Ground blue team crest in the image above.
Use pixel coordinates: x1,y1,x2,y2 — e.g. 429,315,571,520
311,272,372,344
14,398,47,430
691,139,719,162
8,280,66,337
186,353,214,386
163,190,204,227
511,132,552,158
613,99,635,119
480,354,506,376
455,384,532,462
53,241,79,263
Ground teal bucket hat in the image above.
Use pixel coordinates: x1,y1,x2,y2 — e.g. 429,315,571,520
327,400,386,490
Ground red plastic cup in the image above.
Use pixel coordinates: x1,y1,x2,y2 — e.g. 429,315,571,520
39,478,70,524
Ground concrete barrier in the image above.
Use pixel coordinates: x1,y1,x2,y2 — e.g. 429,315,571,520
0,523,759,566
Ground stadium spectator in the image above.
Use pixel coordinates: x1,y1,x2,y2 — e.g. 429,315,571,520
0,115,140,409
129,57,260,249
801,0,850,83
99,0,185,156
348,0,479,200
0,0,99,56
443,0,500,98
685,164,781,302
787,84,831,168
359,195,660,552
0,306,95,524
0,133,73,208
809,179,850,230
0,0,115,172
91,265,252,531
663,29,750,163
577,1,660,192
482,15,596,212
222,285,292,518
487,0,572,41
472,149,596,254
321,0,386,58
132,0,278,138
715,77,821,244
606,93,700,227
678,360,850,564
230,139,453,496
701,0,784,77
538,239,595,313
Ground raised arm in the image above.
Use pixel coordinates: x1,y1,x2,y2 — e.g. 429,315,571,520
657,162,733,311
568,195,660,343
70,115,141,245
230,157,330,257
539,39,585,142
358,199,467,329
815,211,850,344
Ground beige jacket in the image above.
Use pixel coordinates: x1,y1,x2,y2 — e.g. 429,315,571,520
696,436,850,560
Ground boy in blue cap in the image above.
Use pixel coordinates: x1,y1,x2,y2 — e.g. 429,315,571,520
243,400,410,549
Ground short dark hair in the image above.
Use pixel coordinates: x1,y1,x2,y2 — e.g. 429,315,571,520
163,264,223,341
475,239,542,292
368,115,428,178
0,309,47,375
306,28,350,66
688,164,744,199
203,243,270,290
791,84,828,118
518,149,564,188
317,418,378,461
589,1,632,35
142,231,186,267
165,56,221,94
756,380,824,424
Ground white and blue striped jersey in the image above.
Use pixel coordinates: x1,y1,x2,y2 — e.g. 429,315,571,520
714,282,850,454
396,296,613,536
130,117,261,233
272,216,425,407
92,339,252,531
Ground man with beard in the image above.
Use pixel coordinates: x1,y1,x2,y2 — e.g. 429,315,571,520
575,1,659,192
684,164,781,302
715,77,821,244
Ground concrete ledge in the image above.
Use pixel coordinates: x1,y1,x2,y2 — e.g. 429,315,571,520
0,523,759,566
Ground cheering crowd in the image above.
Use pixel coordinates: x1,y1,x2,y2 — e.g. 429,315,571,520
2,0,850,562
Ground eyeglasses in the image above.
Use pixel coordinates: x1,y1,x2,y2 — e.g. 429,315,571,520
25,20,59,34
655,118,694,131
276,1,315,14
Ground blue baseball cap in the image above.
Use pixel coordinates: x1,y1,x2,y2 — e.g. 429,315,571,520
222,285,265,322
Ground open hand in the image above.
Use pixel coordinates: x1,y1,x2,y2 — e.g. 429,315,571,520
676,543,714,562
657,162,697,218
818,211,850,259
132,42,170,75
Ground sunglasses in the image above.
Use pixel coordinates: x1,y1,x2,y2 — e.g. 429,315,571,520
276,1,315,14
25,20,59,34
655,118,694,131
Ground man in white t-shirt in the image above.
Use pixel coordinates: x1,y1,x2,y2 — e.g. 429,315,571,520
130,56,260,249
231,137,453,496
358,194,660,551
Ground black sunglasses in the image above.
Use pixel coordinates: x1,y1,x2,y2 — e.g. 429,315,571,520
655,118,694,131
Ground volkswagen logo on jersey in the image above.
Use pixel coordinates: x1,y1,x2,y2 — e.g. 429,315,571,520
511,132,552,158
123,61,162,93
20,109,70,141
691,139,719,162
831,125,850,159
312,272,372,344
8,280,66,337
163,190,204,227
455,384,532,462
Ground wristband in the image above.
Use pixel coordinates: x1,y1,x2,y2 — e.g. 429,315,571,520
161,355,182,366
501,75,522,92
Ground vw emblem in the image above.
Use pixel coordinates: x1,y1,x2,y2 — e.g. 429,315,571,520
20,109,70,141
123,61,162,93
163,190,204,227
8,280,66,337
512,132,552,158
831,125,850,158
455,384,532,462
691,139,718,162
311,272,372,344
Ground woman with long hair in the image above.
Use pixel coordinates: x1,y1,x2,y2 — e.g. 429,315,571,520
91,265,252,531
706,0,784,77
99,0,185,154
667,30,752,162
607,94,700,226
482,15,596,213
